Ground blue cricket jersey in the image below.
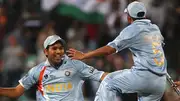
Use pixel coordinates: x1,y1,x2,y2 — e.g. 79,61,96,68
107,19,167,75
19,55,104,101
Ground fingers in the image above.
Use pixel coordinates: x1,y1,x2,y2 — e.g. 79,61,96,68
67,49,75,57
67,50,74,55
71,57,76,60
67,48,78,59
67,48,84,60
69,48,77,52
67,53,74,58
67,48,77,54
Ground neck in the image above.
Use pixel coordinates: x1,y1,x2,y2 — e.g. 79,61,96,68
49,60,63,69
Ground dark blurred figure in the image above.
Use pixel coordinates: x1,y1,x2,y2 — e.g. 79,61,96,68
0,5,7,52
50,5,74,41
2,35,26,87
97,24,112,48
162,0,180,71
5,0,22,33
1,35,26,101
84,57,108,101
0,60,3,86
172,0,180,40
172,0,180,70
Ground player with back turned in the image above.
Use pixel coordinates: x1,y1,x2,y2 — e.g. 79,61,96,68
0,34,108,101
68,1,167,101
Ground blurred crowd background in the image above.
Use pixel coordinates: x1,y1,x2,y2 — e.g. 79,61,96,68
0,0,180,101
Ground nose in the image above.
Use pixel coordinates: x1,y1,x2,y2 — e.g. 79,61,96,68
56,49,64,54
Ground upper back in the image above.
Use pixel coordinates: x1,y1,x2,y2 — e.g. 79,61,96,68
129,19,167,75
114,19,167,75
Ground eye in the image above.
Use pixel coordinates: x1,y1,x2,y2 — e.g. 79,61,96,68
52,47,57,50
59,47,64,50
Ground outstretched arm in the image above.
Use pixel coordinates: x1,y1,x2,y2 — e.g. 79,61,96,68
0,84,25,98
67,46,116,60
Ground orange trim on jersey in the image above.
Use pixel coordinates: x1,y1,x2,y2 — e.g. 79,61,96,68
37,66,47,95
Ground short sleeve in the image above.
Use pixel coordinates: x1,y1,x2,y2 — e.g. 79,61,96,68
19,66,40,90
72,60,104,81
107,25,138,52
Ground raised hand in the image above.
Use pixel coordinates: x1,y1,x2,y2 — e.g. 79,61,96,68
67,48,85,60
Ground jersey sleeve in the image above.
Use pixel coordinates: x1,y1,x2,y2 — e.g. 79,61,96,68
19,66,40,90
107,25,138,52
72,60,104,81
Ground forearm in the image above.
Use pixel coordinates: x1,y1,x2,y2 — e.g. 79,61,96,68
0,85,24,98
84,46,116,59
0,88,17,98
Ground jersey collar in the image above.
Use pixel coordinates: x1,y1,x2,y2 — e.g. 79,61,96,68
133,19,151,24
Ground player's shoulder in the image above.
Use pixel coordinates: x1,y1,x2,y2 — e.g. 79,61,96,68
119,24,139,39
64,55,83,63
69,59,84,66
66,57,85,70
126,23,140,32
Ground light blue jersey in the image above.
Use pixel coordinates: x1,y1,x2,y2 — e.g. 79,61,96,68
95,19,167,101
19,55,104,101
107,19,167,75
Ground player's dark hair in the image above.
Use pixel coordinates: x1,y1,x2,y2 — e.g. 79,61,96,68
132,17,145,21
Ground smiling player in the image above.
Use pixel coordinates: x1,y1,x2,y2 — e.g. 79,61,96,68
0,34,108,101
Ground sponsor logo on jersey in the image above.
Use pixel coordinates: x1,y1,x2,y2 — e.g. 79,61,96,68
44,82,73,93
89,66,95,73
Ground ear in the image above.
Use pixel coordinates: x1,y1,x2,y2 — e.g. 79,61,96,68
127,15,133,23
127,15,131,23
127,15,131,20
44,49,48,56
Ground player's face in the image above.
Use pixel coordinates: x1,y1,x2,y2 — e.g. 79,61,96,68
44,41,65,65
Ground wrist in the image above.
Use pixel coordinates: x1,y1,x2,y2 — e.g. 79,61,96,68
82,53,86,60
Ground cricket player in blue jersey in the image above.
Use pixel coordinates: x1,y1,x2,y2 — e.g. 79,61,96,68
68,1,167,101
0,34,108,101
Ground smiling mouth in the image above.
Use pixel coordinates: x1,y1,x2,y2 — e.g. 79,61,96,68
54,55,63,60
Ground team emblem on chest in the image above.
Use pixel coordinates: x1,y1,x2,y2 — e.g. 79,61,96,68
65,71,71,76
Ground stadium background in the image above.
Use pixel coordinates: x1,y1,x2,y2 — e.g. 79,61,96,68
0,0,180,101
